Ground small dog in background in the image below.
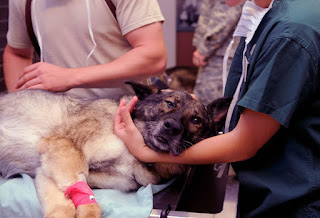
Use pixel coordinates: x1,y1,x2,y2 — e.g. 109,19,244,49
0,81,230,218
152,66,198,93
165,66,198,93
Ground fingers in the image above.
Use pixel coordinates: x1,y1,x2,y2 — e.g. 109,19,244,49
116,96,137,118
126,96,138,113
114,97,136,134
23,62,41,73
119,98,127,107
119,106,135,128
14,63,70,92
114,99,126,128
114,96,137,127
192,54,199,66
161,89,173,93
190,93,199,100
16,70,37,89
199,60,207,66
192,50,207,67
16,62,42,89
16,76,42,90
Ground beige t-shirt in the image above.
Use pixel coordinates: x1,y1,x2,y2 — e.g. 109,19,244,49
7,0,164,100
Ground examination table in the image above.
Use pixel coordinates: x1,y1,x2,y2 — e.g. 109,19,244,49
0,164,238,218
151,163,239,218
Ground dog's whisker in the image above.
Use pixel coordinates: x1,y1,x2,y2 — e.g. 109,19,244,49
183,140,193,146
183,140,193,148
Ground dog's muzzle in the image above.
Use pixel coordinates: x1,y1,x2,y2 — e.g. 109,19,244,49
163,118,181,136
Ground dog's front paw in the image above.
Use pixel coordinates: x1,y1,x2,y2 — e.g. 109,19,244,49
76,203,102,218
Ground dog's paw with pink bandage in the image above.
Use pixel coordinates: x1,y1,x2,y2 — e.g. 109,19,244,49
65,181,102,218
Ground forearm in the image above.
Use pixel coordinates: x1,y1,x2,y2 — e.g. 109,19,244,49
3,45,33,92
159,132,258,164
72,45,166,88
70,22,167,88
137,132,242,164
136,109,281,165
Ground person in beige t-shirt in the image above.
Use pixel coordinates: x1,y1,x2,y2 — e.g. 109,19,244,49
4,0,167,100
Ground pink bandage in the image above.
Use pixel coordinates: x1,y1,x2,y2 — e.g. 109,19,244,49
64,181,98,207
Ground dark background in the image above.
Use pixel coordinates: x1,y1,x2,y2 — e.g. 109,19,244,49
0,0,8,92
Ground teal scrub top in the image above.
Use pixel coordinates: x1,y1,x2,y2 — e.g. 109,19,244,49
225,0,320,217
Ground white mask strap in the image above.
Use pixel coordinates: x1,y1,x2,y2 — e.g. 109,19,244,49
86,0,97,66
222,37,235,95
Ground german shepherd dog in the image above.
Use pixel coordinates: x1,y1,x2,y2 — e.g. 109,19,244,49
0,81,230,218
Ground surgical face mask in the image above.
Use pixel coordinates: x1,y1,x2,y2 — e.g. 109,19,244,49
223,0,274,133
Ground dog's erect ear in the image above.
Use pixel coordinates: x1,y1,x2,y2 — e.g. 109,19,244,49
125,81,159,100
206,98,232,134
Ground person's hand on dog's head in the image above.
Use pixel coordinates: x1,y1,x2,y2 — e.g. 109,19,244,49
114,96,161,163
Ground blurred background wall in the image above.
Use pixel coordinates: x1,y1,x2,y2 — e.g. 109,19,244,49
0,0,8,92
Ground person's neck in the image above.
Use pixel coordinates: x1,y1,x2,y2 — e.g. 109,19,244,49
253,0,273,8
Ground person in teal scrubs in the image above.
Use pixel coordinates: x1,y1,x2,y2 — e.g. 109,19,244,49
114,0,320,217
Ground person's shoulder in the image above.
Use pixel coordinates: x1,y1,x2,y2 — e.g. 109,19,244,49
266,0,320,45
287,0,320,27
261,0,320,70
273,0,320,31
114,0,164,35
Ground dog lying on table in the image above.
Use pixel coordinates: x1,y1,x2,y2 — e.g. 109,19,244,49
0,81,230,218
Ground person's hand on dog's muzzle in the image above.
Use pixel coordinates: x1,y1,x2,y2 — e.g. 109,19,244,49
114,96,161,163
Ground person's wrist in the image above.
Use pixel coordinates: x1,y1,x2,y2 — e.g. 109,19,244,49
129,142,147,162
69,68,85,89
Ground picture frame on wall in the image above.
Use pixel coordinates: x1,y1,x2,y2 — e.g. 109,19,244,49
176,0,202,32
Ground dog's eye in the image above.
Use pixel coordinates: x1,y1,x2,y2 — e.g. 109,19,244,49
191,116,202,124
165,100,175,108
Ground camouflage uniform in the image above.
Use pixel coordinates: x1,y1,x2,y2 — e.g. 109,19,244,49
192,0,242,105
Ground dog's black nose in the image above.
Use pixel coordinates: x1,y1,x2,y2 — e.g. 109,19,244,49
164,119,181,136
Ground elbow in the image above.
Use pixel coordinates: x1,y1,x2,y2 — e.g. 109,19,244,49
143,41,167,77
235,147,259,162
155,55,167,76
150,50,167,77
239,150,257,161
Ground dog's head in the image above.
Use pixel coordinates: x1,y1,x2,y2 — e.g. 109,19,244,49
126,81,231,156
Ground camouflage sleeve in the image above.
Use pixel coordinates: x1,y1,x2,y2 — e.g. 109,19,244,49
192,0,212,52
192,0,241,57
